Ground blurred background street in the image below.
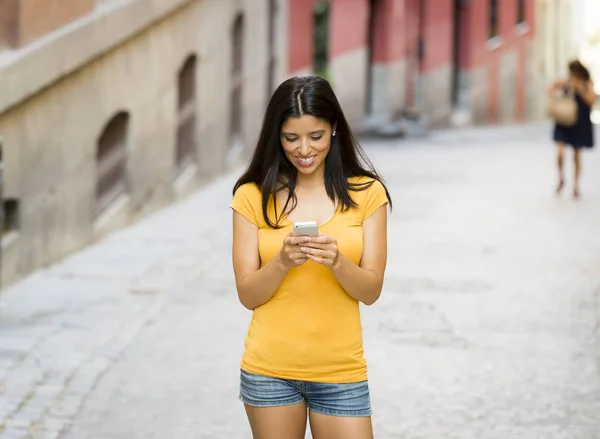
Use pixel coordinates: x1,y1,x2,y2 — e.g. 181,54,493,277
1,0,600,438
1,123,599,439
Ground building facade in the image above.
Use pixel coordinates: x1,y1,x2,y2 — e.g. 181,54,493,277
532,0,600,121
532,0,577,119
287,0,536,129
0,0,286,287
0,0,539,288
576,0,600,95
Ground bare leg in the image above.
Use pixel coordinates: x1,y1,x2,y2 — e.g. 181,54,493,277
556,142,565,194
309,410,374,439
244,402,307,439
573,148,581,198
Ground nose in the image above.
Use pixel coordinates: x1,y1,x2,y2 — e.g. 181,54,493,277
298,137,311,156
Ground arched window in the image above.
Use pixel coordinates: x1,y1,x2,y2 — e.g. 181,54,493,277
230,14,244,146
177,55,198,171
96,112,128,214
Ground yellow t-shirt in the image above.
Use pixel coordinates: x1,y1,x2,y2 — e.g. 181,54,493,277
230,176,388,383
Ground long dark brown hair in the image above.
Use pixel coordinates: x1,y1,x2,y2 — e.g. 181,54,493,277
233,75,392,229
569,60,591,82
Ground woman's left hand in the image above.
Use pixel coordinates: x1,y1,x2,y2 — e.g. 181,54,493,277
300,234,341,268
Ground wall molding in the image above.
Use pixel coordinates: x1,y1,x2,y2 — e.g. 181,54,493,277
0,0,195,114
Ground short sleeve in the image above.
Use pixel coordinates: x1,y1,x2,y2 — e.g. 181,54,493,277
230,183,260,226
362,179,388,220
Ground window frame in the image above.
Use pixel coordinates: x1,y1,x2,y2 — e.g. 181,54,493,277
176,54,198,172
96,112,129,216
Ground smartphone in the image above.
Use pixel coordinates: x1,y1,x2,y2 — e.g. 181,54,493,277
293,221,319,236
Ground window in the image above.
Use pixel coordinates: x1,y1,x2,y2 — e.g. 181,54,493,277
176,55,197,171
96,112,129,215
517,0,525,24
230,14,244,145
313,1,330,78
489,0,499,39
2,198,19,238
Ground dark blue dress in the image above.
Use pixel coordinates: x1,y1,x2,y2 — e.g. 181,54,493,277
553,88,594,148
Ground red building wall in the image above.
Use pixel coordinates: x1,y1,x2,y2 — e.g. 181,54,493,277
370,0,404,63
285,0,536,127
288,0,319,73
421,0,453,73
329,0,368,59
0,0,93,49
464,0,535,123
287,0,404,72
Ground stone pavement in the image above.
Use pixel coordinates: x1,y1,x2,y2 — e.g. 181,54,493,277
0,122,599,439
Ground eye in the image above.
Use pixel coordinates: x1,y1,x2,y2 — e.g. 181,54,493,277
284,136,298,142
310,135,323,141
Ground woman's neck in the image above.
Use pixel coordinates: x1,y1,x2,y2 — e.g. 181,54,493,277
296,168,325,191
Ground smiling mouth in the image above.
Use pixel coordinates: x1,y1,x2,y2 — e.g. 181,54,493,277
295,156,316,166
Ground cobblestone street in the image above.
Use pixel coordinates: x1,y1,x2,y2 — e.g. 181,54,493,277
1,123,599,439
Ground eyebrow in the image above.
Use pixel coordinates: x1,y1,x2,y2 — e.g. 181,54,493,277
281,130,326,136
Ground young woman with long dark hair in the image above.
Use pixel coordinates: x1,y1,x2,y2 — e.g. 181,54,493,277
230,75,391,439
550,60,596,198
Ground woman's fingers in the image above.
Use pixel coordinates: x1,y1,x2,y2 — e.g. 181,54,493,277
284,235,312,246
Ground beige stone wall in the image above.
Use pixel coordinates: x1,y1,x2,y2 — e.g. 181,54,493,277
329,48,368,128
535,0,576,85
532,0,577,122
369,59,407,124
469,65,491,125
0,0,272,287
498,48,519,124
387,59,408,119
524,39,543,120
421,64,453,128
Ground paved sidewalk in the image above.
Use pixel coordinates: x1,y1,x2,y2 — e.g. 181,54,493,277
0,171,241,439
1,122,599,439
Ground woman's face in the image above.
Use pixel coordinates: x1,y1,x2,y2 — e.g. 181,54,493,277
280,115,334,177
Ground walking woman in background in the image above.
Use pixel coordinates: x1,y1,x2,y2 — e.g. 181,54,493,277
230,75,391,439
549,60,596,198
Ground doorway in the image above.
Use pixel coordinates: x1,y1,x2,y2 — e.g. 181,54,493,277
404,0,425,111
313,0,330,78
365,0,380,116
451,0,469,107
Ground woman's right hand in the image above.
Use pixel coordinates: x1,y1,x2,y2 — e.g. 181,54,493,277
278,233,312,270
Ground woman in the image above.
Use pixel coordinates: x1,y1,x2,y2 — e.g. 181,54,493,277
230,75,391,439
550,60,596,198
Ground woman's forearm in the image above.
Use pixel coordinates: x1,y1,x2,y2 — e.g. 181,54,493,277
236,253,289,310
329,254,384,306
548,79,566,93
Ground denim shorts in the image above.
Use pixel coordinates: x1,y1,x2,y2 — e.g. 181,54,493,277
239,369,372,417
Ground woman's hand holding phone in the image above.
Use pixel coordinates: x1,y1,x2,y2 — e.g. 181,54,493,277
278,233,312,270
299,234,340,268
280,221,340,270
